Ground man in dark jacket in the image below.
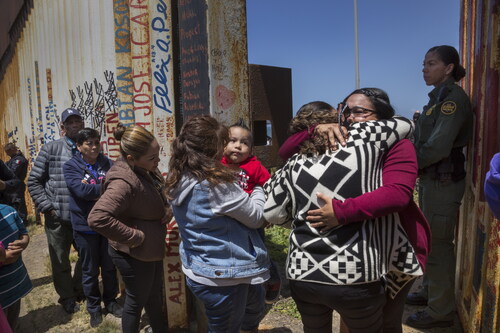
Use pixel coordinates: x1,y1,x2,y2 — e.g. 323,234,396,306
0,159,22,206
4,143,29,222
27,108,84,314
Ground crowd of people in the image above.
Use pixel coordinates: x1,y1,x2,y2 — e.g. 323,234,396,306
0,44,497,333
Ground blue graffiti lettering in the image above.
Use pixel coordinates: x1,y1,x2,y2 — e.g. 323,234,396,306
151,17,169,34
119,108,135,121
153,56,172,113
151,0,173,113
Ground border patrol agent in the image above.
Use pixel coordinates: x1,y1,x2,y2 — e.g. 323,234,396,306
406,45,473,329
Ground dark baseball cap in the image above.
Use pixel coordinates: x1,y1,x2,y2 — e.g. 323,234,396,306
61,108,83,123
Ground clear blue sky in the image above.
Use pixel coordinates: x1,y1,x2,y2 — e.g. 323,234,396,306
246,0,460,118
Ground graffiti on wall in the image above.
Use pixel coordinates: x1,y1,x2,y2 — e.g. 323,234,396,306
178,0,210,117
151,0,176,175
45,69,58,142
69,71,121,160
69,71,118,133
130,0,153,128
34,62,44,143
26,77,39,159
151,0,173,115
114,0,135,126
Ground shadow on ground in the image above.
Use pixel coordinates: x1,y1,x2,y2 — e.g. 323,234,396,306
17,304,72,333
30,276,52,289
259,328,293,333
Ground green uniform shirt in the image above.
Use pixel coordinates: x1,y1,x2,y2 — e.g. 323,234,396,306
413,78,473,169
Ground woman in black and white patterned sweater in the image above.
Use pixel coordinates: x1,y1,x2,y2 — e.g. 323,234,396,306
264,95,423,333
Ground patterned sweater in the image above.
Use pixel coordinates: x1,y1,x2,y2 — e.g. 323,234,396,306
264,117,423,297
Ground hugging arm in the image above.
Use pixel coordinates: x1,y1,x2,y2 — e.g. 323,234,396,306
308,139,417,225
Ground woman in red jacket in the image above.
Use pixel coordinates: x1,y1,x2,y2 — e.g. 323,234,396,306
275,88,431,333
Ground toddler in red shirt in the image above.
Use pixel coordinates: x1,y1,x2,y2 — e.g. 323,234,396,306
222,121,281,304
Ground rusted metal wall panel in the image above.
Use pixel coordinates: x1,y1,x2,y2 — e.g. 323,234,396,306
206,0,249,125
456,1,500,332
177,0,210,119
176,0,250,126
249,64,293,169
130,0,154,129
149,0,187,328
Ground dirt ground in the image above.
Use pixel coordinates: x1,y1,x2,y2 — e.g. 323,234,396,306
16,226,462,333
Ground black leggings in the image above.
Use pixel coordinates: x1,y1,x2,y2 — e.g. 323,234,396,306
108,246,167,333
290,280,386,333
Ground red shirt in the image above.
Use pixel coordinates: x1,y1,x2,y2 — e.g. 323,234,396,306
221,155,270,194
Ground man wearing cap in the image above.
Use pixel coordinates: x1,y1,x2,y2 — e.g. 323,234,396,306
28,108,85,314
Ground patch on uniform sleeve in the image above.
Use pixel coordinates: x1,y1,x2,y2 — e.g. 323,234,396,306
425,105,435,116
441,101,456,115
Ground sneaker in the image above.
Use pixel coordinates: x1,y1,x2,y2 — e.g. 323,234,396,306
106,301,123,318
62,300,80,314
265,281,281,304
405,310,453,329
405,292,428,306
89,311,103,328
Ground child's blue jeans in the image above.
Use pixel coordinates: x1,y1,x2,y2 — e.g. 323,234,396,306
186,277,265,332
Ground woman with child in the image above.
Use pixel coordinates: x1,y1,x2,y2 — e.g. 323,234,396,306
221,120,281,304
166,115,270,333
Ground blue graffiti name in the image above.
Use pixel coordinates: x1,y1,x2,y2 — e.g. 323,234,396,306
151,0,173,114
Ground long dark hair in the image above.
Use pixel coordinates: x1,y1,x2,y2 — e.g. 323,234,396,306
165,115,236,196
426,45,466,82
342,87,395,119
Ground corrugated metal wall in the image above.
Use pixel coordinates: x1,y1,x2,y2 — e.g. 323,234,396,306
457,0,500,332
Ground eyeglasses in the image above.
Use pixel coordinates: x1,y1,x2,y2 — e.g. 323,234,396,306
337,103,378,138
342,106,376,118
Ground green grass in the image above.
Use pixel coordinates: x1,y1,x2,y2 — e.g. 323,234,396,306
271,298,301,319
264,226,303,319
265,226,290,263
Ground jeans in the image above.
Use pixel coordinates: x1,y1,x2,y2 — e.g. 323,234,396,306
108,246,166,333
73,231,118,313
290,279,386,333
186,277,265,333
44,215,83,304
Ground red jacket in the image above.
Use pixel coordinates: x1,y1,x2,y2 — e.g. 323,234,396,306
221,155,270,194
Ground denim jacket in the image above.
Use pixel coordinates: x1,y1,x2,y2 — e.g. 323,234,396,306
169,176,270,280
